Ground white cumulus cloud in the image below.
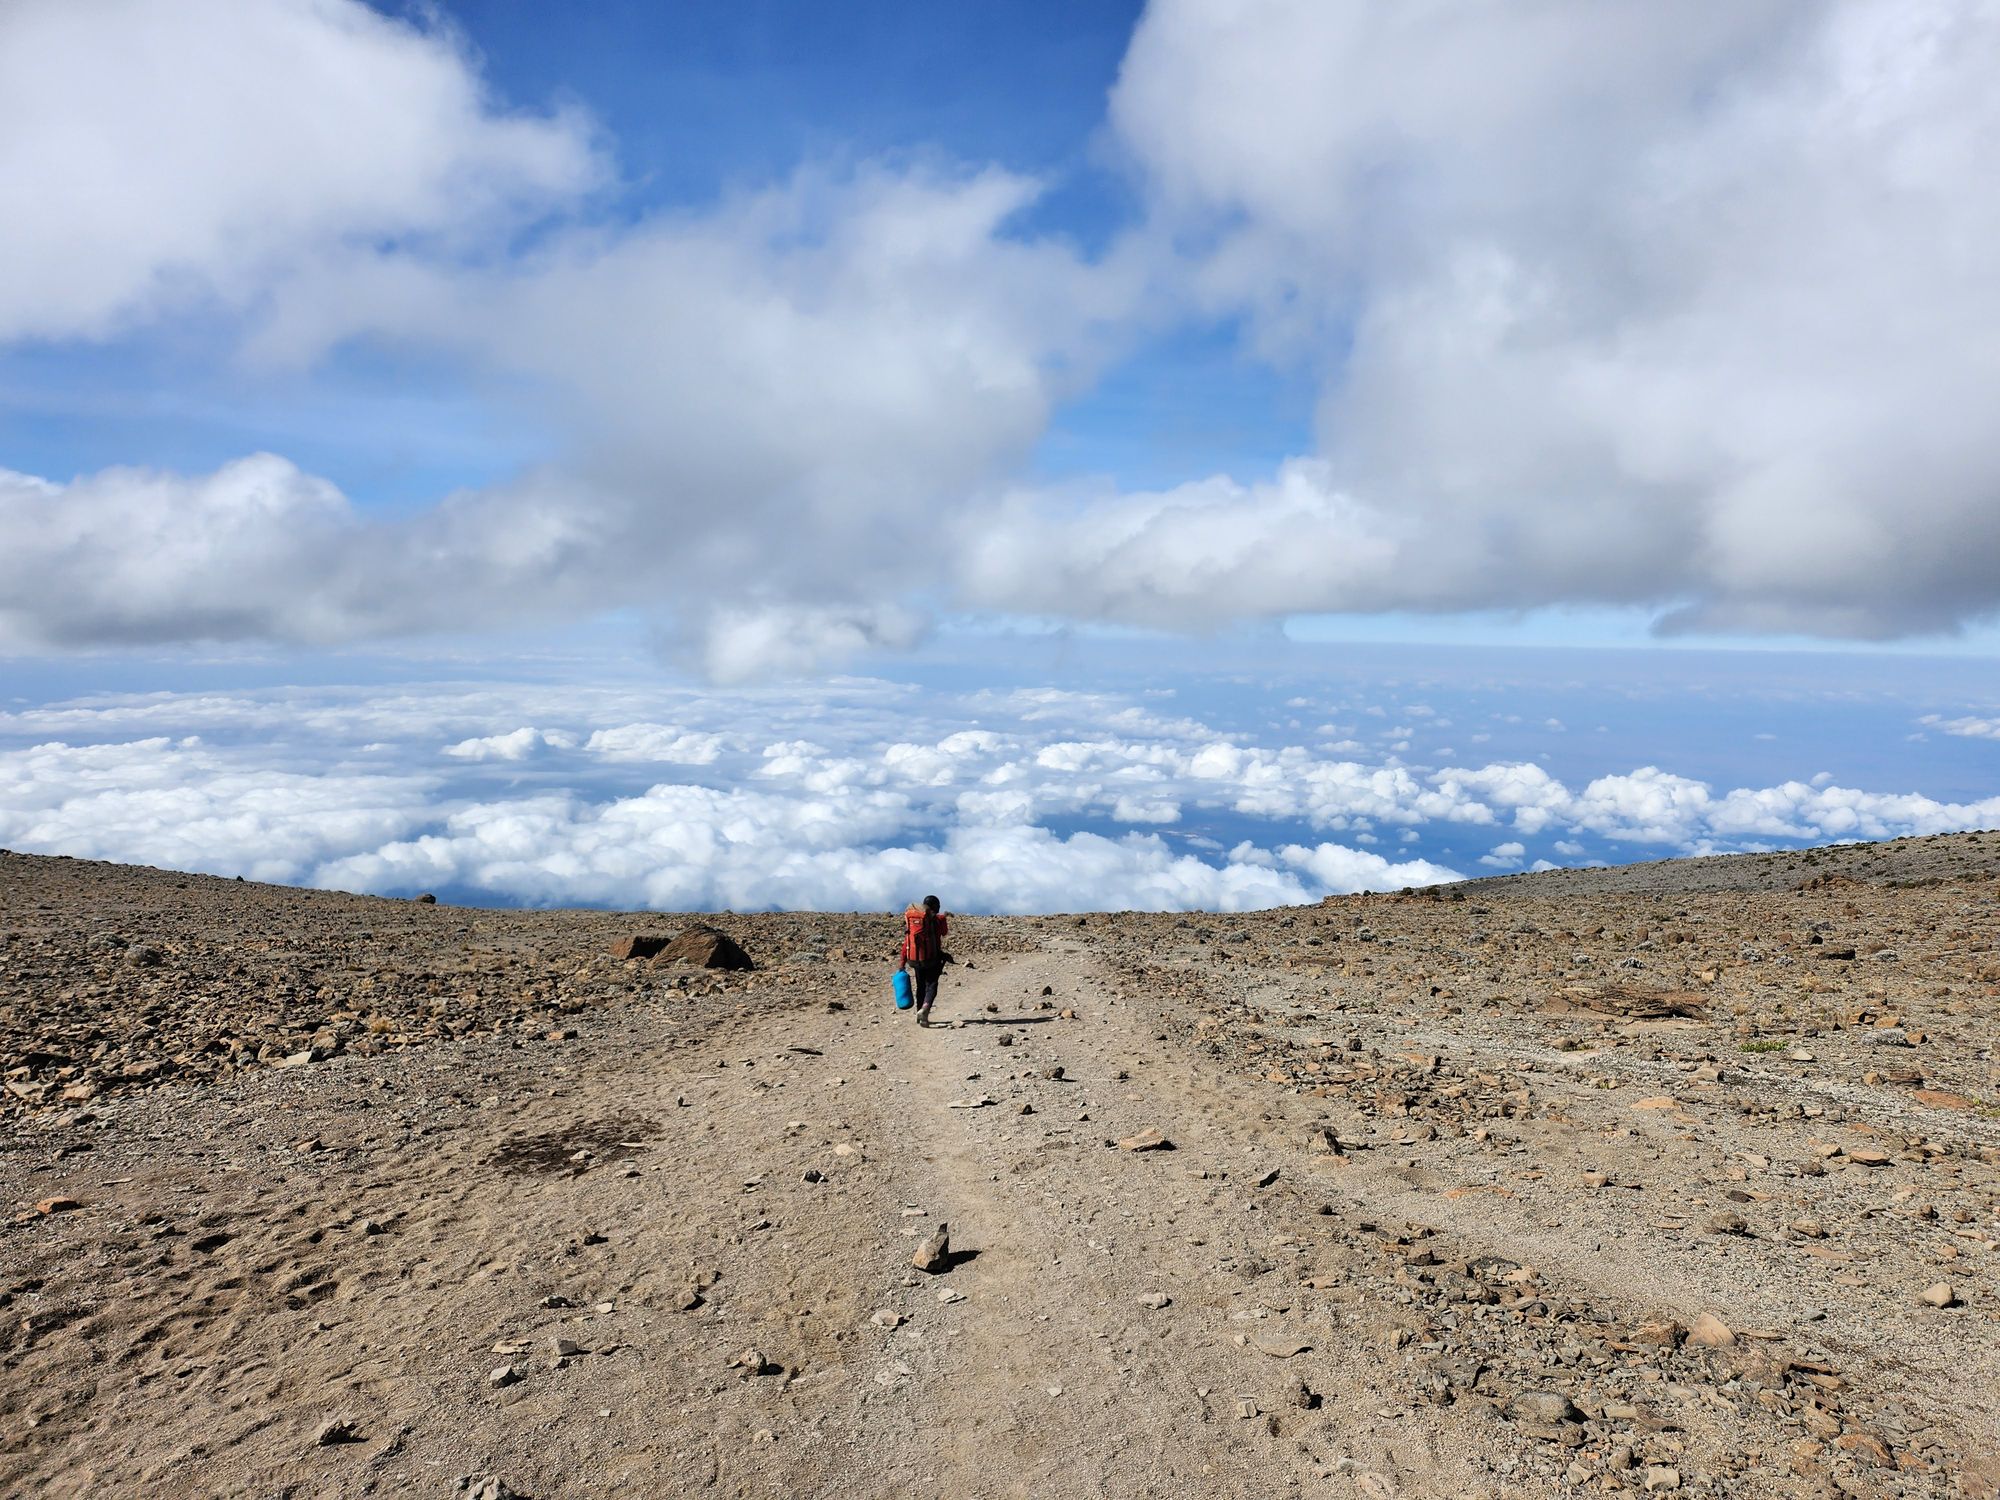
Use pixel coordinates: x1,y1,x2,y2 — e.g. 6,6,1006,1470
1920,714,2000,741
0,0,599,341
443,727,578,762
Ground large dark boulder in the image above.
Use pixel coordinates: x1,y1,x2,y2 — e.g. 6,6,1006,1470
657,925,754,970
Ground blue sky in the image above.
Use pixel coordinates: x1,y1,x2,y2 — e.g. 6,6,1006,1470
1,1,1997,910
441,1,1145,204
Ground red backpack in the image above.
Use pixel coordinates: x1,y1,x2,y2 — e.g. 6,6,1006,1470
902,906,944,964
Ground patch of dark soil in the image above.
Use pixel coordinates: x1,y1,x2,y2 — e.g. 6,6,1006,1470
491,1115,661,1177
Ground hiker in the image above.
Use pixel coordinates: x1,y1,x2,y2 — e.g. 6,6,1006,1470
898,894,949,1027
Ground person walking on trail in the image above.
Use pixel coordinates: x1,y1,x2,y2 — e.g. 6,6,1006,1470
899,894,949,1027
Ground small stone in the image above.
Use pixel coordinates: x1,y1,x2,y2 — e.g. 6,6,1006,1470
460,1478,523,1500
1845,1147,1891,1167
912,1223,952,1273
1703,1210,1748,1236
1252,1333,1311,1359
1918,1282,1957,1308
1686,1312,1733,1348
1510,1390,1581,1425
730,1348,773,1375
937,1288,966,1305
314,1417,361,1446
488,1363,520,1388
869,1309,905,1328
1116,1128,1174,1152
550,1336,585,1360
1235,1398,1259,1420
1138,1292,1172,1309
34,1197,82,1215
1643,1466,1681,1492
1255,1167,1279,1188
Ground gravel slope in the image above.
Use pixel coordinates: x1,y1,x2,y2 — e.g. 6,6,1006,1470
2,835,1997,1498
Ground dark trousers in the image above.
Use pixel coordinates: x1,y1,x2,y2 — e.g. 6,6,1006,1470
910,960,943,1010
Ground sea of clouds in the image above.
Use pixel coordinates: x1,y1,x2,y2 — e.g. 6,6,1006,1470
5,652,1996,914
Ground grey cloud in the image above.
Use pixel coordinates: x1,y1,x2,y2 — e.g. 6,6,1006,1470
0,455,622,649
1046,0,2000,639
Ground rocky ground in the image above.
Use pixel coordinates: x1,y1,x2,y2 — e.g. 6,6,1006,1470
2,833,1997,1499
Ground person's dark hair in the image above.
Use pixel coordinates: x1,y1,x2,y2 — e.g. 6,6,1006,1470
922,894,940,912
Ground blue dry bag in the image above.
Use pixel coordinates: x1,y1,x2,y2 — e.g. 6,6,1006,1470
892,968,914,1009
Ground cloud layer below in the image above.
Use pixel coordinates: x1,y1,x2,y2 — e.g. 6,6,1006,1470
3,668,1993,914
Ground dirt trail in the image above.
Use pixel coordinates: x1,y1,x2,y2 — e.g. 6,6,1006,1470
844,950,1464,1500
4,950,1488,1499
